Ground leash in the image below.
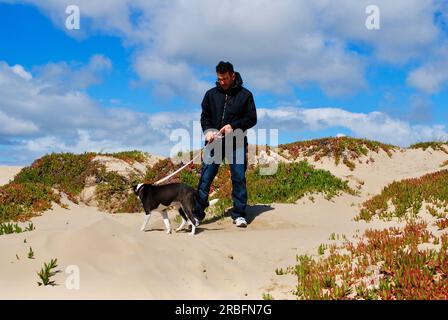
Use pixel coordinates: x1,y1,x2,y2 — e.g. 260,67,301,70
153,134,224,185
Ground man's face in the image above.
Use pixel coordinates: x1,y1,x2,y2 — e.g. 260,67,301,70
217,72,235,91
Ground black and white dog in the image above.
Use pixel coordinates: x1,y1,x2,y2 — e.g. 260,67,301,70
133,183,199,235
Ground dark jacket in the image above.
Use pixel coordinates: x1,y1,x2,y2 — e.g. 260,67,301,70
200,72,257,136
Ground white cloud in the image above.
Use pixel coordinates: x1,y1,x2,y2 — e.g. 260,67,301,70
0,59,199,164
21,129,166,155
33,54,112,94
1,58,447,165
10,0,444,97
0,110,38,135
407,45,448,93
133,54,209,101
316,0,439,63
11,64,32,80
408,68,444,94
257,106,448,147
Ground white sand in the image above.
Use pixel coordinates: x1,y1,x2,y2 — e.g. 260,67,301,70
0,147,447,299
0,166,22,186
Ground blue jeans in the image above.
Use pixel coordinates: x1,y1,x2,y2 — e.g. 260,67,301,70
193,142,248,221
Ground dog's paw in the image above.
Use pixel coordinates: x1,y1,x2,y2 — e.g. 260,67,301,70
166,229,172,234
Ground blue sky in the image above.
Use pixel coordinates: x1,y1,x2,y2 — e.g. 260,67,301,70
0,0,448,165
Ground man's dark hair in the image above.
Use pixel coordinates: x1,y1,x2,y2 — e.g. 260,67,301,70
216,61,234,74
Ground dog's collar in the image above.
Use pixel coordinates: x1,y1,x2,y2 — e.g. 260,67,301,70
136,183,145,199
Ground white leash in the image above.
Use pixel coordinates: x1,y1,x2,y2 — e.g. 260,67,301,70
153,152,202,185
153,134,224,185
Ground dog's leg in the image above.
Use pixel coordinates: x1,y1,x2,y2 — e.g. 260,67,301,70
183,207,198,236
140,212,151,231
161,211,171,234
181,198,198,236
176,217,187,232
188,219,197,236
175,207,188,232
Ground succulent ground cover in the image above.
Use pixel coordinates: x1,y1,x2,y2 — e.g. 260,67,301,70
278,220,448,299
279,137,396,171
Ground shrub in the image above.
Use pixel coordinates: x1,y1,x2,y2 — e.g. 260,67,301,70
247,161,354,204
0,183,61,223
13,152,98,202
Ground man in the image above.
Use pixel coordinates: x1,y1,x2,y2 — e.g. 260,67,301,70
193,61,257,227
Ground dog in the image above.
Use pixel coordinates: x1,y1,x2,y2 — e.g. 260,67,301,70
133,183,200,235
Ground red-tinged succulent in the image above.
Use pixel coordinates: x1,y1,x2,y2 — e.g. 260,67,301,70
356,170,448,221
279,137,396,170
288,220,448,300
435,218,448,230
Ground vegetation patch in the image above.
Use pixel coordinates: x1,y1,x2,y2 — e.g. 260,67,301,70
289,221,448,299
356,170,448,222
410,142,448,154
95,166,141,213
101,150,149,164
279,137,397,171
13,152,99,202
2,151,157,218
247,161,354,203
0,221,35,235
0,182,62,223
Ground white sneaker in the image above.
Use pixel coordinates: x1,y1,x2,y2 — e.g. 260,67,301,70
234,217,247,228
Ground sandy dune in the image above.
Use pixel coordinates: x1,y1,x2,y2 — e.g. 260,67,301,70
0,166,22,186
0,146,447,299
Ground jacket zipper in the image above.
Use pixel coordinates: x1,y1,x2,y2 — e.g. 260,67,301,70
220,94,228,128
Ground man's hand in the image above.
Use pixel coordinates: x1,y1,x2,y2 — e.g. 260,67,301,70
205,131,218,143
219,124,233,136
